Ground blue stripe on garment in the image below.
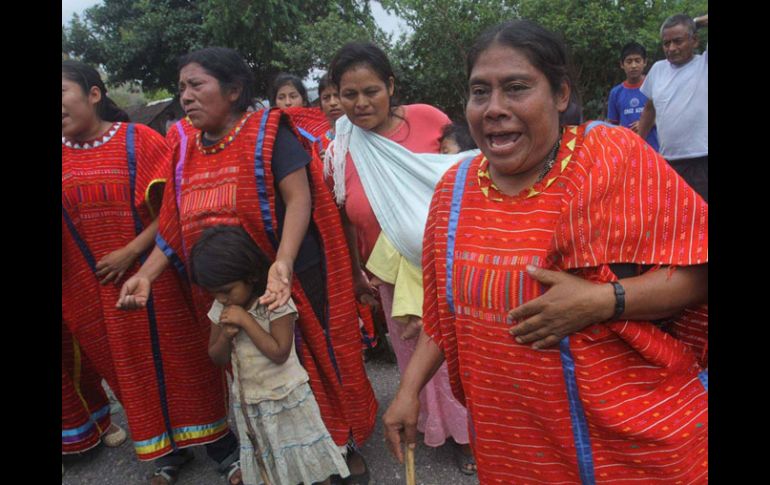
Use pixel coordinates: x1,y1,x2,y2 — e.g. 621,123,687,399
559,337,596,485
62,405,111,437
699,369,708,391
254,109,279,249
126,124,145,238
125,124,176,451
62,207,97,272
145,293,176,450
132,431,169,448
446,157,474,314
296,127,316,143
584,120,613,135
155,233,188,280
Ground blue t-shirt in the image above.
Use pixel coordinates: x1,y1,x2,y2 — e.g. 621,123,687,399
607,81,659,152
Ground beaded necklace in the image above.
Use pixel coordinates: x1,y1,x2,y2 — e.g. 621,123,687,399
195,112,253,155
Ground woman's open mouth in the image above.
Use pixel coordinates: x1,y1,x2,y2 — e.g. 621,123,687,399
487,132,521,152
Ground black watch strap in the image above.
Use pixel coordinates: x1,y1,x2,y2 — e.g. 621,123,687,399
609,281,626,320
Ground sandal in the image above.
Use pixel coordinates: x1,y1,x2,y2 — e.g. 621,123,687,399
102,423,128,447
224,460,243,485
453,442,477,476
342,451,370,485
149,449,194,485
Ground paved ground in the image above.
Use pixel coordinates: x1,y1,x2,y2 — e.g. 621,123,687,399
62,355,478,485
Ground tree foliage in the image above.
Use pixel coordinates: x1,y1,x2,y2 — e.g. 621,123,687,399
381,0,515,120
63,1,207,92
62,0,379,97
382,0,707,119
63,0,707,119
274,8,390,83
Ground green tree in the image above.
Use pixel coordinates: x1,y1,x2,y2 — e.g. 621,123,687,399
274,8,390,82
381,0,516,119
383,0,707,120
63,1,207,92
62,0,380,98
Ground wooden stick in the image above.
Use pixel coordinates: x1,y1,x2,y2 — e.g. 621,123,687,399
405,445,416,485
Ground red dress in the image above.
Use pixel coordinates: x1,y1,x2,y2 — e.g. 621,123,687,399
62,122,230,460
422,123,708,483
156,109,377,446
61,321,111,454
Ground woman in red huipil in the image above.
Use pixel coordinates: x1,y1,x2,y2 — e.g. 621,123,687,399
117,47,377,482
61,321,121,456
62,60,241,484
384,21,708,484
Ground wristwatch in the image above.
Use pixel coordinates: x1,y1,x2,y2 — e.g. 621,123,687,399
609,281,625,320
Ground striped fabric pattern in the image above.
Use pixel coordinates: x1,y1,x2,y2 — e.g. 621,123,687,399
62,123,230,460
422,123,708,483
157,108,377,447
61,322,111,454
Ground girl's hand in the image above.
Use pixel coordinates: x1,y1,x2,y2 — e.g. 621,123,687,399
221,323,240,340
506,266,614,350
116,275,151,310
219,305,251,327
259,260,293,310
354,270,380,309
96,246,139,285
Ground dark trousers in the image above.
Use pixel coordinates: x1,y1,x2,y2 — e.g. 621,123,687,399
155,430,239,472
668,156,708,203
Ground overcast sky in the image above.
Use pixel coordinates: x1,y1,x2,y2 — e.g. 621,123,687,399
62,0,408,36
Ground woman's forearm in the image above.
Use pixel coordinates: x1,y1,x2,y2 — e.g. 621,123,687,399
620,264,708,321
396,330,445,397
125,218,159,257
135,245,171,283
276,170,311,266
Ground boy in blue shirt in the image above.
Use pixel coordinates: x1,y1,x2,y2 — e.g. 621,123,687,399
607,42,659,151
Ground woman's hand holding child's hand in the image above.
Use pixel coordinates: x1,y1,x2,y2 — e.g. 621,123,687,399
260,260,293,310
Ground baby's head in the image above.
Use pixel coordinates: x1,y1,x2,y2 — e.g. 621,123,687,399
190,225,270,307
439,121,477,154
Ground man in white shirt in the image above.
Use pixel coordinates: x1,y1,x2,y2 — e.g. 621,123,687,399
638,14,708,201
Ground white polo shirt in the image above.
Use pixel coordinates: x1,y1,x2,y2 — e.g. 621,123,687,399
641,48,708,160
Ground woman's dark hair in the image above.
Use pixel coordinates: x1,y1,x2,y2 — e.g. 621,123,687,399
317,73,336,95
190,225,270,295
62,60,130,123
269,73,309,107
329,42,396,96
440,121,477,152
466,20,580,125
178,47,255,114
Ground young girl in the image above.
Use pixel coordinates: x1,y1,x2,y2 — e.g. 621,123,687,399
190,225,350,485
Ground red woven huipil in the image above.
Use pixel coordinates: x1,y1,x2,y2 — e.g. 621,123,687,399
156,108,377,446
422,123,708,484
61,321,111,454
62,122,231,460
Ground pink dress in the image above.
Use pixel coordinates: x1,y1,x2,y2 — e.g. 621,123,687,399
344,104,470,447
